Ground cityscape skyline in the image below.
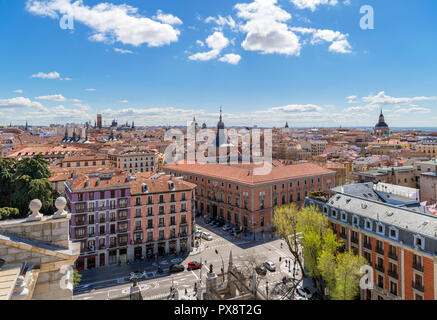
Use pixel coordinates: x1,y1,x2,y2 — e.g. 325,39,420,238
1,0,437,127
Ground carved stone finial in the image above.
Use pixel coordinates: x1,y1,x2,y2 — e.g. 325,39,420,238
209,264,213,274
53,197,68,219
27,199,43,221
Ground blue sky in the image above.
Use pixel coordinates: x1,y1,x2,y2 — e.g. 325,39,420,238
1,0,437,127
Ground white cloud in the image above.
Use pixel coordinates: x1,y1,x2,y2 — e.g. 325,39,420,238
62,77,72,81
219,53,242,65
85,88,96,92
120,100,129,103
206,31,230,51
205,15,237,31
267,104,324,113
362,91,437,105
0,97,46,111
35,94,67,102
395,107,431,114
189,32,230,61
235,0,301,56
30,71,61,79
196,40,204,47
290,0,339,11
114,47,133,54
153,10,183,25
291,27,352,53
13,89,23,94
26,0,182,47
346,95,357,103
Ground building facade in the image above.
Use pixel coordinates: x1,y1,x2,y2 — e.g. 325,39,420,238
109,149,159,174
129,175,197,260
65,171,132,270
165,162,335,236
306,183,437,300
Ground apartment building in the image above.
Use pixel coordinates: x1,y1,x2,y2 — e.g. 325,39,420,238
65,171,132,270
130,175,197,260
306,182,437,300
60,154,108,168
301,140,328,156
165,162,335,236
109,149,159,174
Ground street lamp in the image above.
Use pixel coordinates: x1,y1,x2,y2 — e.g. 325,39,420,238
215,249,225,283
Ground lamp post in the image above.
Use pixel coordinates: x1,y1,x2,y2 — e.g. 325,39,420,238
215,249,225,283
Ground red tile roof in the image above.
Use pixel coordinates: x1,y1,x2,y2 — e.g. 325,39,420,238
164,162,335,185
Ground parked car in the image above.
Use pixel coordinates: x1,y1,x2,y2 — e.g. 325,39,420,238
214,221,221,227
264,261,276,272
296,286,312,299
217,221,225,227
129,270,145,280
255,265,267,276
169,264,185,273
187,261,202,270
202,232,213,241
222,224,232,231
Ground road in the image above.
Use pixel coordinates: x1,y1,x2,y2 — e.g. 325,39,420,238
73,219,307,300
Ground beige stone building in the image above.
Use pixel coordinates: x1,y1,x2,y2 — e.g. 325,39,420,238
0,199,79,300
109,149,159,174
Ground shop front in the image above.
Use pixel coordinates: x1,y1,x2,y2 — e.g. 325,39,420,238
158,242,166,256
86,256,96,269
169,240,177,254
134,246,143,260
119,248,127,264
146,245,154,259
109,250,117,265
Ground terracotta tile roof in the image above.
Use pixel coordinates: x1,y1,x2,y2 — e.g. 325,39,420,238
130,175,196,195
164,161,335,185
66,171,131,191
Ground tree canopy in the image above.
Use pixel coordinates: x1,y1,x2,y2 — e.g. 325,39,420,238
0,155,53,218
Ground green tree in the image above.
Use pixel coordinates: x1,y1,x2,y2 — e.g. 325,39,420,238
273,203,306,276
0,158,16,207
73,269,82,287
297,205,339,298
0,207,20,221
329,251,366,300
14,155,50,179
12,176,53,217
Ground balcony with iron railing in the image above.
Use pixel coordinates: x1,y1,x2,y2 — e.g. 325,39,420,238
388,251,398,261
75,219,86,226
147,224,154,230
375,264,384,273
413,262,424,272
388,270,398,280
412,281,424,292
375,246,384,255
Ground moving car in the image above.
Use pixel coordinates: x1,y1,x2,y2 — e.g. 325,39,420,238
202,232,213,241
169,264,185,273
187,261,202,270
296,286,312,299
264,261,276,272
255,265,267,276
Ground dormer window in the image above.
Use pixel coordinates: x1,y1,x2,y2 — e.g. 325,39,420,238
388,227,398,240
332,210,337,219
376,222,385,235
352,215,359,227
340,211,347,222
364,219,372,231
414,234,425,250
